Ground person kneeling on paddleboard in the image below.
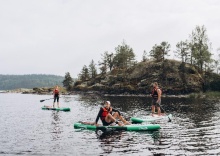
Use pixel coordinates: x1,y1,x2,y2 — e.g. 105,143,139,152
150,82,162,116
94,101,130,126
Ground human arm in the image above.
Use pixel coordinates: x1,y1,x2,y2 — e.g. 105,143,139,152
53,90,55,97
157,89,161,103
95,108,103,125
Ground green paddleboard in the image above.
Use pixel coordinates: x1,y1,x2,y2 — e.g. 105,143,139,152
74,122,160,131
131,114,172,123
41,106,70,112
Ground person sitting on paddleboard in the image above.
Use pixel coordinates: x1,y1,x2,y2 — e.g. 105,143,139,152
94,101,130,126
53,86,60,108
150,82,162,116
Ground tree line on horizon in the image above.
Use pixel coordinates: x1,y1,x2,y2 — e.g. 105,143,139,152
63,25,220,91
0,74,64,90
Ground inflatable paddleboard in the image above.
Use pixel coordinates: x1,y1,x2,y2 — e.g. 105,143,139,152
41,106,70,112
74,122,160,131
131,114,172,123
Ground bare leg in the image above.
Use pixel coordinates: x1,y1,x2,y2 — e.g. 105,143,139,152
112,112,131,125
105,114,124,126
152,105,155,114
105,114,117,123
152,105,155,116
79,121,95,125
53,102,55,108
157,107,161,116
57,102,60,108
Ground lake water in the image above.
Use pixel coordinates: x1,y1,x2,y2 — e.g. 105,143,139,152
0,93,220,156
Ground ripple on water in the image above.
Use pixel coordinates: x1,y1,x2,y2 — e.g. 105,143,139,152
1,94,220,155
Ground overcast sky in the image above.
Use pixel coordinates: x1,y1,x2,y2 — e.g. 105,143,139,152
0,0,219,77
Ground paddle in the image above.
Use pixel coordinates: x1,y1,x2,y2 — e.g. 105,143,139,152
40,98,54,102
40,96,63,102
158,103,172,122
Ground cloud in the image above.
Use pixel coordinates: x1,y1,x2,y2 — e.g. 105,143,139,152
0,0,219,77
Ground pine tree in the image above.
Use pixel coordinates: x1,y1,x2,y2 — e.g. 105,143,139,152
114,41,136,69
79,65,90,81
142,50,148,62
89,60,97,78
149,44,163,62
149,41,171,62
189,25,212,71
215,48,220,74
175,40,189,63
161,41,171,61
99,65,107,76
99,51,114,72
62,72,73,91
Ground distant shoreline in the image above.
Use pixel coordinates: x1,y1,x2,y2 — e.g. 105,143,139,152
1,89,188,97
66,91,190,98
2,88,53,95
2,88,220,100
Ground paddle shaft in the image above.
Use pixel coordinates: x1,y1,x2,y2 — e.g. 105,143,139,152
40,98,53,102
150,93,171,122
158,103,171,122
40,96,61,102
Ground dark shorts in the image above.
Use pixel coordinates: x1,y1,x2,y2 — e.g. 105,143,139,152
102,120,113,126
152,99,161,107
54,95,59,102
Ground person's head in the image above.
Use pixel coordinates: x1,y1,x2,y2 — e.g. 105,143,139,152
153,82,158,88
104,101,111,109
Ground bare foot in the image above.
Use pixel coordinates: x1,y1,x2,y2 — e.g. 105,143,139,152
118,121,124,126
124,121,131,125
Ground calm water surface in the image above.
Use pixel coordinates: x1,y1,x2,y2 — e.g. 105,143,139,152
0,93,220,156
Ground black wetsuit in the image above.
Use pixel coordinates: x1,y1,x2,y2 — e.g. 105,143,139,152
95,107,121,126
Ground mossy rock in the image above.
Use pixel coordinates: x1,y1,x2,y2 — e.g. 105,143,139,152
74,80,82,86
75,85,89,91
124,85,135,92
112,83,121,88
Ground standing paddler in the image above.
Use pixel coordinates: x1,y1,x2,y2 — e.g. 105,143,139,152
150,82,162,116
53,85,60,108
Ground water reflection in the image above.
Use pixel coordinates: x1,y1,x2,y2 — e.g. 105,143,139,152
75,94,220,155
63,96,75,103
97,131,123,154
1,93,220,155
95,129,164,155
51,111,61,140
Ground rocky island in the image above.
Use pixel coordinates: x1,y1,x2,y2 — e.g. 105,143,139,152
73,59,220,95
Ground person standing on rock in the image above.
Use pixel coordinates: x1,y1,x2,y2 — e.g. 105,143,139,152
150,82,162,116
53,86,60,108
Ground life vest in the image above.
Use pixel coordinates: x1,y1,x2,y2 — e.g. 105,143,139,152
101,107,109,120
54,89,59,95
152,87,161,99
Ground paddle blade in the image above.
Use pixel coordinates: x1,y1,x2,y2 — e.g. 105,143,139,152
168,117,172,122
167,114,172,122
40,98,53,102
